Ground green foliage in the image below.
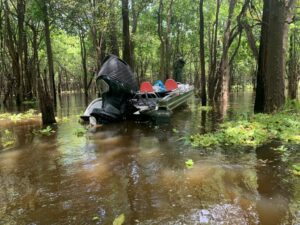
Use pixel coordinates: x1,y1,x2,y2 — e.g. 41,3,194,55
92,216,100,221
190,133,220,147
22,99,38,105
291,164,300,176
33,126,55,136
172,128,179,134
0,129,15,149
273,145,288,153
190,110,300,148
0,109,39,122
185,159,194,169
74,127,86,137
113,214,125,225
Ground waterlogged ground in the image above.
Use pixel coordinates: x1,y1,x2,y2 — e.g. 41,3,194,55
0,93,299,225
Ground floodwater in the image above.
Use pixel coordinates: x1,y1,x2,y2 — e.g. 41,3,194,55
0,92,299,225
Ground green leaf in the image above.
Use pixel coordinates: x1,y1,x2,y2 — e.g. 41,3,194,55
92,216,100,221
113,214,125,225
273,145,287,153
292,164,300,171
185,159,194,169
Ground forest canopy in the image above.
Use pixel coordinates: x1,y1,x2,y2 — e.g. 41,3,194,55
0,0,299,118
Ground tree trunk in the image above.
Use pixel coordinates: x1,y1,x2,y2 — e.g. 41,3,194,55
165,0,173,79
264,0,294,113
242,21,259,61
213,0,237,102
121,0,132,66
31,24,40,98
23,31,33,100
109,20,119,57
80,32,88,105
208,0,220,100
254,0,269,113
4,0,22,106
157,0,165,80
17,0,25,104
288,30,298,100
213,0,250,102
288,30,299,100
199,0,207,106
42,0,56,107
37,75,56,125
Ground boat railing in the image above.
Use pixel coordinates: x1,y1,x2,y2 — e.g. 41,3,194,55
159,85,194,103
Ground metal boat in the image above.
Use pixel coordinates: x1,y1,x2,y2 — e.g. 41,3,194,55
81,55,194,125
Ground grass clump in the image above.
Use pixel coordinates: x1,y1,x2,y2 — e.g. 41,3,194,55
190,109,300,148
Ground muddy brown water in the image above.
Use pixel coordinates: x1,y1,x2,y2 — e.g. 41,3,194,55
0,93,299,225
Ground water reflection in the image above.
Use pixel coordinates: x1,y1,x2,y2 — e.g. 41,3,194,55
255,142,294,225
0,93,299,224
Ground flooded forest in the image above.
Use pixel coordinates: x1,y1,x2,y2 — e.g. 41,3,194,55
0,0,300,224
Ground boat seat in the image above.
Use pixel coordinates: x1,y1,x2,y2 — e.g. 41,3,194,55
165,79,178,91
140,82,154,93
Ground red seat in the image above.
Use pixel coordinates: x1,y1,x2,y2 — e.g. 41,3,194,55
165,79,178,91
140,82,154,93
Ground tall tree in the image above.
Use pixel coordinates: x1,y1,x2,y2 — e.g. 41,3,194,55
199,0,207,105
121,0,132,66
208,0,220,100
41,0,56,107
157,0,174,80
287,29,299,100
254,0,269,113
213,0,250,102
79,31,88,104
256,0,296,113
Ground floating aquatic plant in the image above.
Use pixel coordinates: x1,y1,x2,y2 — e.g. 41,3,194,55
185,159,194,169
33,126,55,136
113,214,125,225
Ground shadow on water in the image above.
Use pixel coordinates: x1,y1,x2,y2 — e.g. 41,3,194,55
0,92,299,224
